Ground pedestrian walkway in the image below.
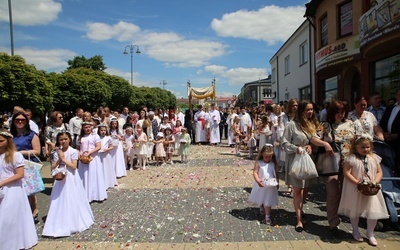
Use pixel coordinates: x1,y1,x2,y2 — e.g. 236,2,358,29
33,142,400,249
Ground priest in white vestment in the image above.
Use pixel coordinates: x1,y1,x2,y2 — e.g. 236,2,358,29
194,105,207,143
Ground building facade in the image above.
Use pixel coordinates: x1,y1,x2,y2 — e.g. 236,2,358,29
269,20,314,103
305,0,400,105
237,76,272,107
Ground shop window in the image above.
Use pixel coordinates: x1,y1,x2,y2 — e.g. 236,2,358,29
323,76,338,102
284,55,290,75
299,86,311,101
299,41,308,66
372,54,400,103
320,15,328,47
338,1,353,37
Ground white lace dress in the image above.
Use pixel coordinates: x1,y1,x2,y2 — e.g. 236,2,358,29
248,160,279,207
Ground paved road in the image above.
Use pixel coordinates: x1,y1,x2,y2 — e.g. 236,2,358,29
33,142,400,249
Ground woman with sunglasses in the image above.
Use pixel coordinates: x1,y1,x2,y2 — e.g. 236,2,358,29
10,111,41,218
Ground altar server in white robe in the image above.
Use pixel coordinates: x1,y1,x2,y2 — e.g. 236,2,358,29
208,103,221,145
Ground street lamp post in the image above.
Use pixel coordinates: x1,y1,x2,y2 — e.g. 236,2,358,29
123,45,140,85
160,80,167,89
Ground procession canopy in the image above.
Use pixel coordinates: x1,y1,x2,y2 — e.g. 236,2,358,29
188,84,216,100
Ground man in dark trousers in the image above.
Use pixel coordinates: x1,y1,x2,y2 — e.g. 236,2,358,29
380,88,400,166
184,104,196,144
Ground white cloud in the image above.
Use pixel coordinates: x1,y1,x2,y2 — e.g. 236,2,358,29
204,65,267,85
211,5,305,45
105,67,140,84
85,21,229,67
14,47,77,72
0,0,62,26
86,21,141,42
143,38,228,67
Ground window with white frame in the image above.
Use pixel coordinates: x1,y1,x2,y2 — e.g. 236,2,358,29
300,41,308,65
284,55,290,75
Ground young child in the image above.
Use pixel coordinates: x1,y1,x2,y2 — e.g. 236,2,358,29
164,127,175,164
109,119,126,178
98,124,117,189
248,144,279,225
0,130,38,249
338,135,389,246
154,132,166,166
77,121,107,202
178,127,191,163
247,130,257,159
123,127,135,170
133,125,148,170
232,116,243,156
42,132,94,237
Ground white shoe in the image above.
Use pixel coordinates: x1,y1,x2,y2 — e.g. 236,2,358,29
170,161,174,165
367,235,378,246
129,167,133,171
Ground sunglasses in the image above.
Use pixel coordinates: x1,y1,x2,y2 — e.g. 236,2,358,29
14,118,26,123
57,116,63,119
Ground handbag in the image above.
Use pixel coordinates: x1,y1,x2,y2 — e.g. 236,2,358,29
289,148,319,180
316,151,341,175
23,152,45,196
315,123,342,175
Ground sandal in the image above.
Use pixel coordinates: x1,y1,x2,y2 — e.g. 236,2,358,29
285,187,292,196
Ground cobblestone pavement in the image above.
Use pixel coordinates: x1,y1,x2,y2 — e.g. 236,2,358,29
33,142,400,249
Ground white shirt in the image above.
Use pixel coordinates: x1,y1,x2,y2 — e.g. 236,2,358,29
177,112,185,126
69,116,82,135
29,120,39,134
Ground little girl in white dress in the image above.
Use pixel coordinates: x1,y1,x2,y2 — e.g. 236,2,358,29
42,132,94,237
248,144,279,225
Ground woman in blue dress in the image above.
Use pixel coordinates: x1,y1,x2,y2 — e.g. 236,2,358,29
10,111,41,218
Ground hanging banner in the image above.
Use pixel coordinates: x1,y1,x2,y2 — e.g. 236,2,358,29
188,85,216,100
359,0,400,47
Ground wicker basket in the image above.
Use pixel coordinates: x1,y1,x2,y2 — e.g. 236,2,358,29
54,172,66,181
80,155,93,164
357,182,381,196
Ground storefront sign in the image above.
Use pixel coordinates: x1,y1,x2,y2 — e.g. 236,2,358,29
315,35,360,72
359,0,400,47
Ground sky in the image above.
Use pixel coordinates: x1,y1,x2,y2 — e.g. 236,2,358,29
0,0,307,99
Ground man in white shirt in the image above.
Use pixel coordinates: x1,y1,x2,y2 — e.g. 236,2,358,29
120,107,129,121
68,108,83,147
25,109,39,134
239,107,252,136
208,103,221,145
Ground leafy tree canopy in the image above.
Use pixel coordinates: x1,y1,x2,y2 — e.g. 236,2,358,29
67,55,107,71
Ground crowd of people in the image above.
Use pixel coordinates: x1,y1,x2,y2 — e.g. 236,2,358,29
245,89,400,247
0,88,399,248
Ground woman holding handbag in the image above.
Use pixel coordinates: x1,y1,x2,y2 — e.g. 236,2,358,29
282,100,333,232
318,100,356,235
10,111,41,218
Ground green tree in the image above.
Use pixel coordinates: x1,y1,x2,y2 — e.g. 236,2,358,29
67,55,107,71
52,68,112,112
0,53,53,114
97,73,135,111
